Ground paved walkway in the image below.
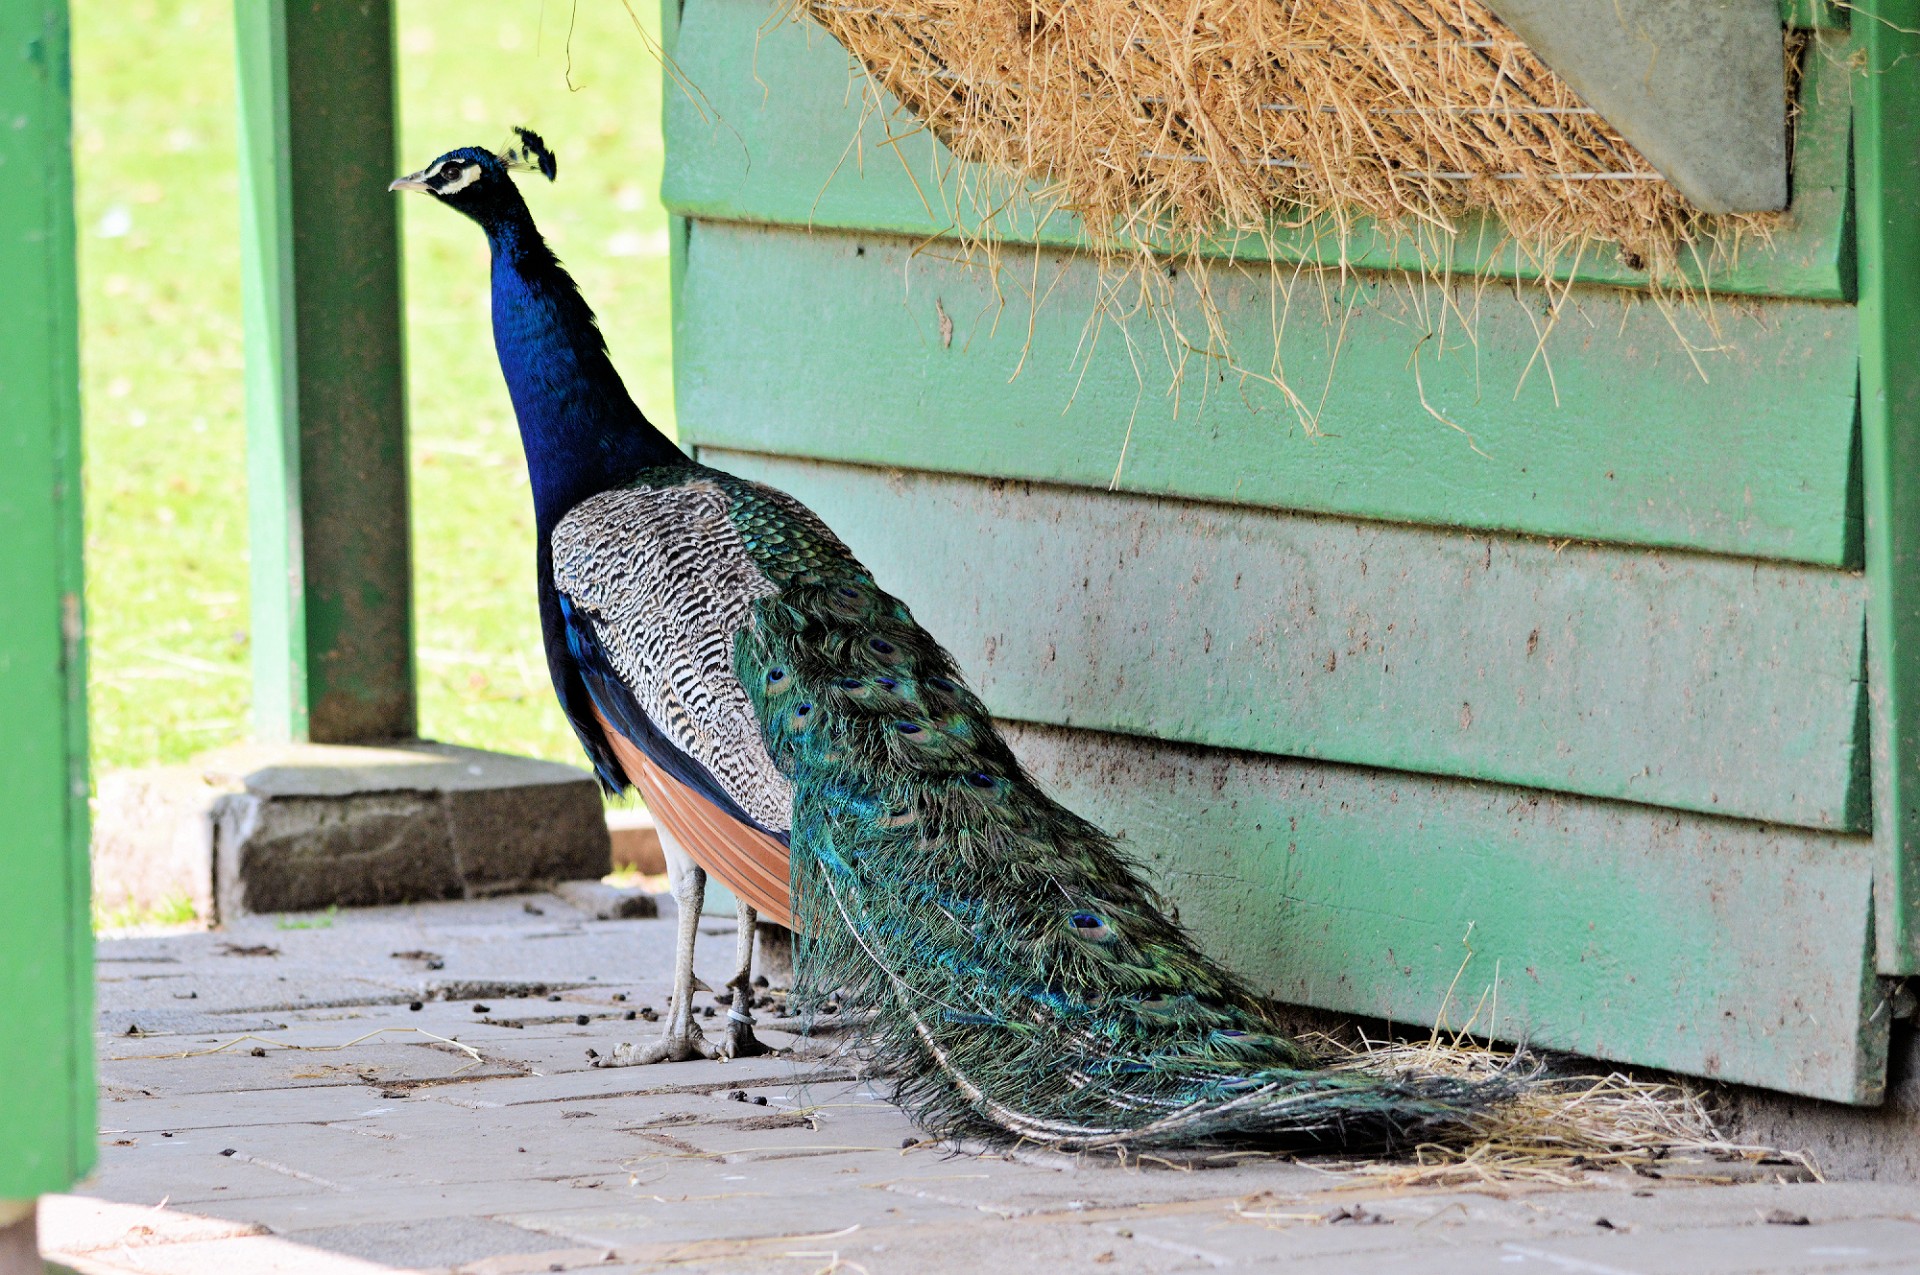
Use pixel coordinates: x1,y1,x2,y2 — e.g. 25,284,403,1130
48,893,1920,1274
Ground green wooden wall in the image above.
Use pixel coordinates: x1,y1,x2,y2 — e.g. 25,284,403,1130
0,0,95,1198
664,0,1919,1102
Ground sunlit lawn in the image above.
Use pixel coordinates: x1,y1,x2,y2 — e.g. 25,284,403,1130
75,0,673,774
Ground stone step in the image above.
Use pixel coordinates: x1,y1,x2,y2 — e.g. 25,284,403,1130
93,741,611,921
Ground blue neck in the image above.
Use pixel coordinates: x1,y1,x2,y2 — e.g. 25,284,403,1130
485,207,684,534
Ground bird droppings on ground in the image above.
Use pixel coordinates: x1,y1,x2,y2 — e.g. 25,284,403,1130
67,892,1920,1275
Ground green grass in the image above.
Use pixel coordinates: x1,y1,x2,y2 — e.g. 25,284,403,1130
274,905,340,932
92,891,199,932
74,0,674,776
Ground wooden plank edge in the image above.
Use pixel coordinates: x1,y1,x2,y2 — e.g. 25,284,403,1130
1853,0,1920,975
678,220,1861,571
702,448,1871,835
1002,720,1887,1104
663,7,1853,300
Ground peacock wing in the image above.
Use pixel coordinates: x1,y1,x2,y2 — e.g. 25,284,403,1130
551,471,803,919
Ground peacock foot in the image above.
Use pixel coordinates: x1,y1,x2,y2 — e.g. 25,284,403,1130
593,1025,718,1066
716,1014,772,1060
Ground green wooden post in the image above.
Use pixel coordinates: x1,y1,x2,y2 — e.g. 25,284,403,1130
236,0,414,744
0,0,95,1202
1856,0,1920,975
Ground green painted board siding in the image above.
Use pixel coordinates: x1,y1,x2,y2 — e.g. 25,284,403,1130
1003,721,1885,1104
1784,0,1848,30
0,0,94,1196
679,222,1861,568
237,0,415,745
705,451,1870,833
663,0,1854,300
1855,0,1920,976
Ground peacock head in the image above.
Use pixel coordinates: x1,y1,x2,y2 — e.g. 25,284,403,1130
389,127,556,226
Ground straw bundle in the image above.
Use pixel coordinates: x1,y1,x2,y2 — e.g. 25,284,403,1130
801,0,1786,277
1310,1032,1815,1190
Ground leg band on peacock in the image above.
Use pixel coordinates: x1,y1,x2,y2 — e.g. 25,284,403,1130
720,904,769,1058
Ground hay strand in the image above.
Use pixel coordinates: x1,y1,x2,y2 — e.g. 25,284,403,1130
800,0,1794,280
1307,1030,1818,1191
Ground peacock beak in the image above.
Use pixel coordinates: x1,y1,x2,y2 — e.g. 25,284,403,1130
388,170,434,193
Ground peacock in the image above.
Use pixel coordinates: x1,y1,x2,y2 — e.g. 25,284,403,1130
391,130,1509,1151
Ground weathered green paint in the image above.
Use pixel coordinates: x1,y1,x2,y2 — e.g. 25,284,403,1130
667,0,1893,1098
237,0,415,744
706,451,1870,833
0,0,94,1195
663,0,1854,300
680,222,1860,567
1785,0,1849,29
1004,721,1886,1104
1854,0,1920,975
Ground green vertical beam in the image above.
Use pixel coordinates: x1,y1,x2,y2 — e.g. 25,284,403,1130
1856,0,1920,974
0,0,94,1197
236,0,414,744
663,0,689,433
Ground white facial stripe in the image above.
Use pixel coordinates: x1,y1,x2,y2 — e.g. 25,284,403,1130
435,162,483,195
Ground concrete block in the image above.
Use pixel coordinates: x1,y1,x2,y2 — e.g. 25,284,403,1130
441,781,609,896
213,789,463,918
198,741,609,918
95,743,614,924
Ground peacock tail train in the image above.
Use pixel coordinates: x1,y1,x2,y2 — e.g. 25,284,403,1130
588,465,1510,1152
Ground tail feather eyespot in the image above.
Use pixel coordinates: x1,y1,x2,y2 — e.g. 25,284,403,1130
1068,911,1116,943
824,582,875,620
866,635,909,665
892,720,946,749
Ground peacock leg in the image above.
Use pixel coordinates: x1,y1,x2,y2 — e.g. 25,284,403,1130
718,903,770,1059
597,861,716,1065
